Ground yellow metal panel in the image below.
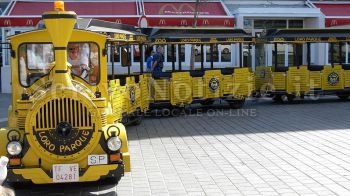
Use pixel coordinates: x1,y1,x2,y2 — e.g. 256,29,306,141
233,68,254,98
171,72,192,106
344,70,350,88
222,75,234,95
309,71,322,89
322,65,344,90
192,77,204,98
272,72,286,91
154,79,170,101
255,66,272,92
204,70,222,98
287,66,310,95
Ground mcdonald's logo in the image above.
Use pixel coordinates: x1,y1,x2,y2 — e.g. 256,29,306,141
181,19,187,26
159,19,166,25
115,19,122,24
202,19,209,25
26,19,33,26
330,19,338,26
159,3,197,15
224,19,230,26
4,19,10,26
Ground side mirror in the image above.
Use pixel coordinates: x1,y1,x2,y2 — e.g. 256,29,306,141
121,47,130,67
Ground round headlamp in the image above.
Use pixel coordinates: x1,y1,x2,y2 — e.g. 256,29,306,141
7,141,22,156
107,137,122,151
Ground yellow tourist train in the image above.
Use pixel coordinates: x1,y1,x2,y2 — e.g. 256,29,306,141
2,0,350,187
255,29,350,102
0,2,140,184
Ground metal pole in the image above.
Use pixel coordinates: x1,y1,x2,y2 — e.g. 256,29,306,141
172,44,175,71
178,44,182,71
274,43,278,70
139,44,144,74
127,44,130,76
201,44,204,70
330,43,334,66
339,42,343,64
239,43,243,68
210,43,214,69
111,43,115,79
307,42,311,68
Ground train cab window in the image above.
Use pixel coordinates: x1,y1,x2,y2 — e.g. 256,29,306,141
67,42,100,85
19,43,54,87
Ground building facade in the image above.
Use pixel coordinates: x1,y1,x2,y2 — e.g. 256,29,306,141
0,0,350,93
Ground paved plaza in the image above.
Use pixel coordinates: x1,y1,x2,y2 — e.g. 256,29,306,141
1,94,350,195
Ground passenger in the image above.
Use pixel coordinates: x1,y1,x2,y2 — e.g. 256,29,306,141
146,50,155,72
152,46,164,77
67,43,89,79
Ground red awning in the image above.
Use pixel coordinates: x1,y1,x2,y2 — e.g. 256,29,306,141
142,2,234,27
0,1,139,27
0,1,234,27
314,3,350,27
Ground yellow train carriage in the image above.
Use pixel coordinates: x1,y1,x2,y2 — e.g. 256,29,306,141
256,29,350,102
146,28,255,110
0,2,131,184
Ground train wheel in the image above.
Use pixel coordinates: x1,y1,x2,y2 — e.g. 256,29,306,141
228,99,245,109
337,94,349,100
273,95,283,103
287,94,295,103
201,99,215,106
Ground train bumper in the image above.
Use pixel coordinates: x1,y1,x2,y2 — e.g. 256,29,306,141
6,163,124,184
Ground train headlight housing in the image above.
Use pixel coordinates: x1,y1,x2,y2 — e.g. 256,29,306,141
7,141,22,156
107,137,121,152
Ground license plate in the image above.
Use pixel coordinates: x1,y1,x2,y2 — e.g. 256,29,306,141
88,154,108,165
52,164,79,183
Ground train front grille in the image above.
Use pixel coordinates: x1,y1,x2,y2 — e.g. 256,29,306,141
35,98,92,130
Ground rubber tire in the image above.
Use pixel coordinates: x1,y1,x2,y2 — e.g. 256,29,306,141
201,100,215,106
337,94,349,100
287,94,295,103
228,99,245,109
273,95,283,103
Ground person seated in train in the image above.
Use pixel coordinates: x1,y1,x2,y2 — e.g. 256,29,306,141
67,43,98,84
152,46,164,76
146,50,155,72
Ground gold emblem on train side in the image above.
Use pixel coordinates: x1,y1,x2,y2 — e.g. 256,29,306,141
209,77,220,92
328,72,340,86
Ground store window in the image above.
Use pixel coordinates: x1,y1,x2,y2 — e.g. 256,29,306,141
244,19,253,29
254,20,287,29
206,44,218,62
288,20,303,28
220,44,231,62
179,44,185,62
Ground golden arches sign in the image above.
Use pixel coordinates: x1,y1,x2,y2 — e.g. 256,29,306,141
159,3,195,15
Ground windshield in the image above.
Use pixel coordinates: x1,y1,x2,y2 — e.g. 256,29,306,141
67,42,100,85
19,43,54,87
